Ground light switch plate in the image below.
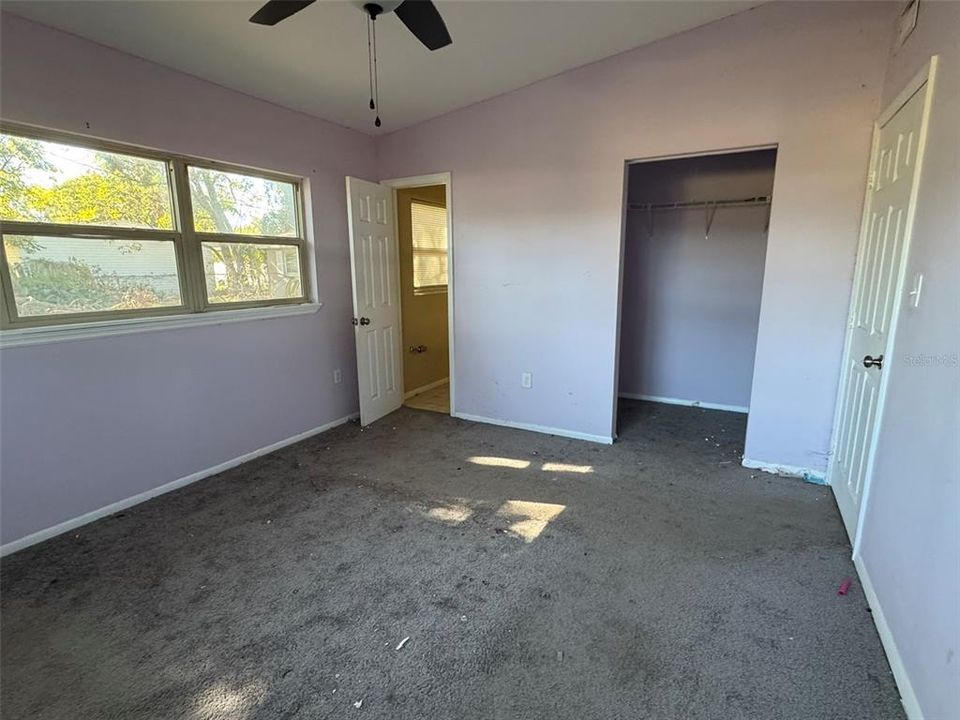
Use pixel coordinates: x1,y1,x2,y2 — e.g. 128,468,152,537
908,272,924,308
521,372,533,389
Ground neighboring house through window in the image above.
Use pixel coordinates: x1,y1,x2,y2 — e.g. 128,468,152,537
0,124,309,329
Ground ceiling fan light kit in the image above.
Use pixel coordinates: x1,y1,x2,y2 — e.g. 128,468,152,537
249,0,452,129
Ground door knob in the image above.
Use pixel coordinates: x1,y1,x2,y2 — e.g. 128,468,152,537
359,317,371,326
863,354,883,370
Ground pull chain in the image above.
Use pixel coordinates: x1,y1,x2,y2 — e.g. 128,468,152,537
367,15,375,111
363,5,383,128
371,15,381,127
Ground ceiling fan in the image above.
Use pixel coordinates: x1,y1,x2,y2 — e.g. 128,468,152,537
249,1,453,128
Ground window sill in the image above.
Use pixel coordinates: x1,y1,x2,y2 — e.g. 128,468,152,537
413,286,448,297
0,303,322,349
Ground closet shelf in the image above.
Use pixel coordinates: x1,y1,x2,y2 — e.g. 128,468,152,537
627,195,771,211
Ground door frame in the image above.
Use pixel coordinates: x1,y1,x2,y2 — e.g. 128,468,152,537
827,55,939,553
380,172,455,415
611,143,779,440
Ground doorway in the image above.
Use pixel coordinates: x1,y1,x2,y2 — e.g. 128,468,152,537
346,173,455,426
395,184,450,414
615,148,777,443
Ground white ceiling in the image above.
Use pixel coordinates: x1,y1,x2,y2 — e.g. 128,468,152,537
5,1,759,134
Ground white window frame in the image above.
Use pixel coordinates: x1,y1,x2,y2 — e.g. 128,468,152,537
0,122,312,332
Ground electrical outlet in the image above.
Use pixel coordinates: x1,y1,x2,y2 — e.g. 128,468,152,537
521,372,533,389
333,369,342,385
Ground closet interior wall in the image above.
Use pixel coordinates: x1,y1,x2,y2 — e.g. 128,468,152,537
619,149,777,413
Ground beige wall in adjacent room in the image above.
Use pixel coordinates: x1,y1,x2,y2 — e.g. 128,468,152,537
397,185,449,394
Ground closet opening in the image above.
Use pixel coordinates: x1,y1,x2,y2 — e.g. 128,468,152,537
615,147,777,446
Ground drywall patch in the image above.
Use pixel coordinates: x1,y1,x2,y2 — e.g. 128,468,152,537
801,471,829,486
742,457,828,485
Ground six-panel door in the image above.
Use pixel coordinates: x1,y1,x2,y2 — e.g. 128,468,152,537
347,177,403,426
830,80,931,540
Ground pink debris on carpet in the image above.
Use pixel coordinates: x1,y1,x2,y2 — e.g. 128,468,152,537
837,577,852,596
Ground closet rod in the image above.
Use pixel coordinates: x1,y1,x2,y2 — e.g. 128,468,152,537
627,195,771,211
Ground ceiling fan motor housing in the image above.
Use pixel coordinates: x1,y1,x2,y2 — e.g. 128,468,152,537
352,0,404,16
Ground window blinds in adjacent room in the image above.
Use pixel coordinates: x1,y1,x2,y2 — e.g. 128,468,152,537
410,201,448,292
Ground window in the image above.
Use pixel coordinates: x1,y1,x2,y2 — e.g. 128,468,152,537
187,165,304,305
410,201,448,294
0,125,309,329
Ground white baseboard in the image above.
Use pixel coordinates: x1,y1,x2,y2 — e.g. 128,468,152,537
404,377,449,400
618,392,748,414
741,457,828,485
453,412,613,445
853,554,923,720
0,412,359,558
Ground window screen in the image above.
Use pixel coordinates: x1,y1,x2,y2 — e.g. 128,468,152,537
410,201,448,292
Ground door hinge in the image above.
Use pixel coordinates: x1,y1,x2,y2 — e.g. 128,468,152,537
867,171,876,190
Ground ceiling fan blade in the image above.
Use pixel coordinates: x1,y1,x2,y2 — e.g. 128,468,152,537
394,0,452,51
249,0,316,26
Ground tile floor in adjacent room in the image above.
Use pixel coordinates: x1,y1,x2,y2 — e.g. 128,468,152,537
404,381,450,414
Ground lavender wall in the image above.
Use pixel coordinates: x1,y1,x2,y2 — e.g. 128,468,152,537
0,14,375,546
619,151,774,410
857,3,960,717
376,2,897,461
3,6,955,710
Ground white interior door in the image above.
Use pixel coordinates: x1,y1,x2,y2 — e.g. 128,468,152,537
346,177,403,426
829,66,935,540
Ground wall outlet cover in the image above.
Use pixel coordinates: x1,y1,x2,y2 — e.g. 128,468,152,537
521,372,533,389
333,369,343,384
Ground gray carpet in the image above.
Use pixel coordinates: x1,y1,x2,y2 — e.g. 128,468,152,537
0,400,904,719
